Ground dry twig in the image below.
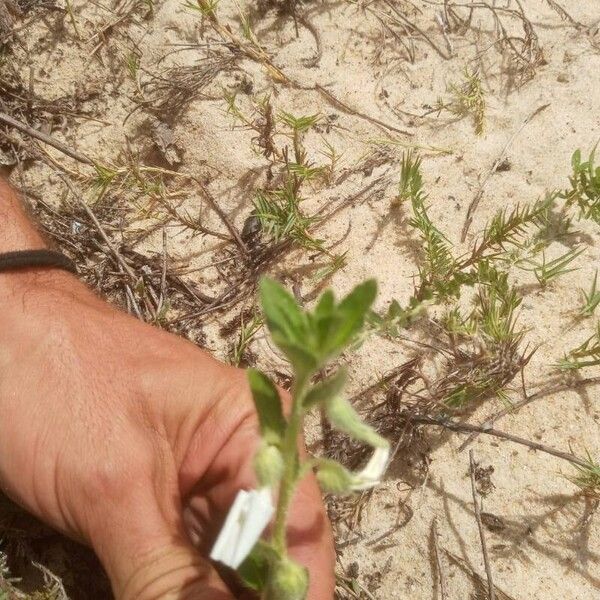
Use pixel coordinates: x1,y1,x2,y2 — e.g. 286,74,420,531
0,110,94,166
431,517,448,600
412,415,589,468
469,449,495,600
461,103,549,241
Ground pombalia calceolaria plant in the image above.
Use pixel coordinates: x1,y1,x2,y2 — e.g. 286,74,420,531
210,277,389,598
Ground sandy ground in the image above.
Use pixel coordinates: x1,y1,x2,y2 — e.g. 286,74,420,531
2,0,600,598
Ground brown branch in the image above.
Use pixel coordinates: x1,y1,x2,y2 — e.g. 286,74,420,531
205,15,412,136
444,549,517,600
411,415,589,468
314,84,413,136
381,0,451,60
59,174,154,321
458,375,600,450
431,518,448,600
469,450,495,600
195,179,249,257
0,110,94,166
461,103,549,241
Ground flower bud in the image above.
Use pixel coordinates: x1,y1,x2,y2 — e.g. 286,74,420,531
254,443,284,487
316,459,354,494
269,558,309,600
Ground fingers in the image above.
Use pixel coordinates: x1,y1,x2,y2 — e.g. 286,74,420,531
184,433,336,600
91,482,236,600
286,473,336,600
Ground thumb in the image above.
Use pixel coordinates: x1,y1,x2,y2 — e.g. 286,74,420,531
90,485,235,600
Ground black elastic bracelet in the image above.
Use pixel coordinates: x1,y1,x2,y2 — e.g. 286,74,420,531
0,250,77,275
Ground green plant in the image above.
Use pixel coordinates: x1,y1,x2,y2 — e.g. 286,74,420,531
579,271,600,317
569,450,600,498
183,0,219,18
398,149,426,205
370,154,556,336
211,278,389,599
449,69,486,135
252,111,326,253
559,322,600,370
253,184,321,250
561,145,600,223
125,51,141,82
230,314,263,366
403,152,456,295
520,247,583,287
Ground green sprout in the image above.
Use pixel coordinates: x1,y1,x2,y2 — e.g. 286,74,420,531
561,145,600,223
253,184,321,251
183,0,219,18
230,314,263,367
569,450,600,498
559,322,600,370
449,68,486,136
579,271,600,317
520,247,583,287
215,278,389,599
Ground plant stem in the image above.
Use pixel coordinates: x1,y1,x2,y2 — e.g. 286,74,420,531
271,373,309,556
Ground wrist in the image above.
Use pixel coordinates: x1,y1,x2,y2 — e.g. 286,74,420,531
0,177,81,307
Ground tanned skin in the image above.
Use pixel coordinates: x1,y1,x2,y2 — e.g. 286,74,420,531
0,177,335,599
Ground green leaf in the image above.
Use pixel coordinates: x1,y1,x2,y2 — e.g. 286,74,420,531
238,541,278,592
324,280,377,355
314,458,354,493
304,367,348,410
247,369,286,445
271,336,318,375
260,278,307,347
312,289,335,346
260,278,317,371
325,395,387,448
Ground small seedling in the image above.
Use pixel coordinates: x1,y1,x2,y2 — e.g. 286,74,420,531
441,307,477,337
559,322,600,370
520,247,583,287
230,314,263,367
449,68,486,135
561,145,600,223
319,138,342,184
252,110,327,255
183,0,219,18
253,184,321,250
398,150,425,205
579,271,600,317
569,450,600,498
211,278,389,599
125,51,141,83
404,153,456,294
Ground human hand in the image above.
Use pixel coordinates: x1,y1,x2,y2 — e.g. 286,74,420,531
0,268,335,599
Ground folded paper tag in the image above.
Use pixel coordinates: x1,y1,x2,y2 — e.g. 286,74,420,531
210,487,274,569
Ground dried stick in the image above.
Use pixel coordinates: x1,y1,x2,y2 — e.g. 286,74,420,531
59,174,155,320
0,110,94,166
431,517,449,600
458,375,600,451
314,85,413,136
469,450,495,600
412,415,588,468
460,103,549,241
59,174,136,280
203,13,411,136
195,180,249,257
381,0,451,60
444,549,517,600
